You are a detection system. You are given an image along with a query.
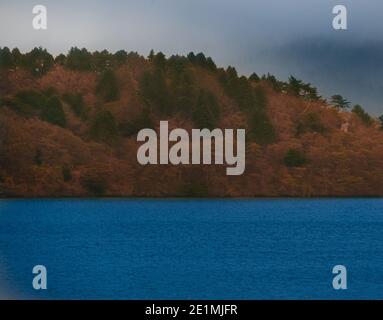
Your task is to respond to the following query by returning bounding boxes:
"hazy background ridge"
[1,0,382,114]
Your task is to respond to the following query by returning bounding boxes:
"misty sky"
[1,0,383,114]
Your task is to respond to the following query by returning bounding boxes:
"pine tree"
[0,47,13,67]
[249,72,260,82]
[22,47,54,76]
[378,115,383,129]
[288,76,303,96]
[41,96,66,127]
[331,95,350,110]
[65,47,92,71]
[352,104,372,126]
[89,110,119,144]
[114,50,128,65]
[96,69,120,102]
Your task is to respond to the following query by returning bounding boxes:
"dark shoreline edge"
[0,196,382,200]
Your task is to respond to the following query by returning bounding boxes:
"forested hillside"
[1,47,383,197]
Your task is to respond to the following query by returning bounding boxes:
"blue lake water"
[0,199,382,300]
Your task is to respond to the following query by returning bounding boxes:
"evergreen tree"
[288,76,303,96]
[0,47,13,68]
[91,50,112,72]
[89,110,119,144]
[152,52,166,69]
[379,115,383,129]
[352,104,372,126]
[171,69,197,114]
[249,72,260,82]
[284,149,307,167]
[96,69,120,102]
[55,54,66,65]
[15,89,46,109]
[187,52,216,70]
[148,49,155,61]
[263,73,283,92]
[168,55,188,75]
[187,52,196,63]
[302,83,321,101]
[205,57,217,71]
[296,112,326,136]
[331,95,350,110]
[41,96,66,127]
[195,52,207,66]
[248,87,277,145]
[9,89,47,116]
[114,50,128,65]
[140,69,171,114]
[34,149,43,166]
[220,69,277,145]
[62,93,87,119]
[226,66,238,79]
[192,90,220,129]
[65,47,92,71]
[120,108,155,137]
[11,48,22,66]
[22,47,54,76]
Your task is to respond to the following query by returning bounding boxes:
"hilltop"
[1,47,383,197]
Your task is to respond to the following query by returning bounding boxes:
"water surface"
[0,199,382,299]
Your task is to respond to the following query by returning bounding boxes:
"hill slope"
[1,48,383,197]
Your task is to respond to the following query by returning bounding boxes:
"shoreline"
[1,196,382,200]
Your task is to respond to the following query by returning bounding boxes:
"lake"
[0,199,382,299]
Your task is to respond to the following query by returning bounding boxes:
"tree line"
[2,46,382,132]
[0,46,218,75]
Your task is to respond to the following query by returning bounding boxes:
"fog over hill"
[252,36,383,116]
[1,0,383,114]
